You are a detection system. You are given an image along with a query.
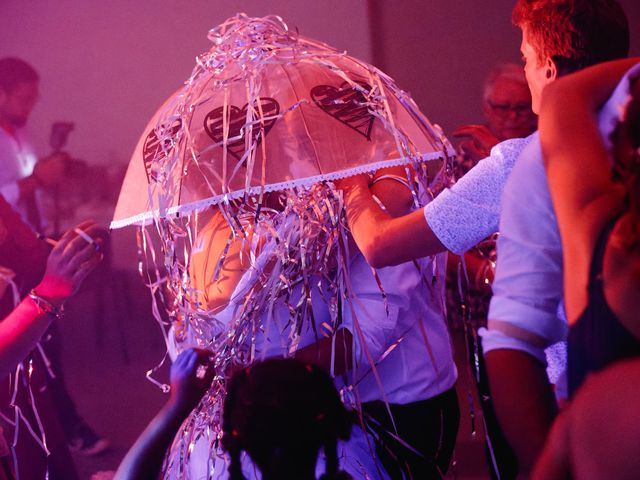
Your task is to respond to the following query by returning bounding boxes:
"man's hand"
[452,124,499,163]
[34,220,105,306]
[167,348,215,415]
[333,173,369,192]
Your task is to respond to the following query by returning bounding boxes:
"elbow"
[360,233,392,269]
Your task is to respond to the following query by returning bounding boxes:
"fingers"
[334,173,369,191]
[60,223,106,262]
[70,253,102,287]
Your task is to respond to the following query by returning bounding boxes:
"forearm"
[485,348,557,474]
[0,298,53,379]
[115,402,190,480]
[343,181,444,268]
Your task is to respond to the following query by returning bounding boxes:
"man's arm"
[338,174,445,268]
[484,348,558,473]
[338,139,528,268]
[482,134,566,475]
[0,221,103,379]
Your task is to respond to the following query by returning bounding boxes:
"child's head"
[222,358,353,480]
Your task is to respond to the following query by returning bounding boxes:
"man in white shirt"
[0,57,66,232]
[0,58,110,466]
[483,1,631,473]
[339,0,630,475]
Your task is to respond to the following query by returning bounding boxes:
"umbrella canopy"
[111,15,456,478]
[111,14,453,228]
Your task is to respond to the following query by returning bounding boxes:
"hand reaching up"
[452,124,499,163]
[168,348,215,416]
[34,220,105,306]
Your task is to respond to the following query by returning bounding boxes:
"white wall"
[0,0,372,165]
[1,0,639,165]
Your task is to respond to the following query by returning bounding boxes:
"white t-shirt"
[0,127,37,209]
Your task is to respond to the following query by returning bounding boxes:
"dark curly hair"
[512,0,629,75]
[612,77,640,252]
[222,358,354,479]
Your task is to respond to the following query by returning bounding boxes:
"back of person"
[567,216,640,395]
[222,358,353,480]
[564,72,640,395]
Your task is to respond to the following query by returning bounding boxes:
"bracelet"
[28,290,64,319]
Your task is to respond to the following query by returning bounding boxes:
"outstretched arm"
[337,173,445,268]
[115,349,214,480]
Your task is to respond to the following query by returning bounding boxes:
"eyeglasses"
[486,101,532,117]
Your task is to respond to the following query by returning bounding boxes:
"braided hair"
[612,76,640,252]
[222,358,353,480]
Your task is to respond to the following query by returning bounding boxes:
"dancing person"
[528,54,640,480]
[483,1,631,473]
[0,56,110,457]
[538,59,640,392]
[337,0,631,475]
[453,63,536,170]
[222,358,353,480]
[188,165,459,479]
[114,349,215,480]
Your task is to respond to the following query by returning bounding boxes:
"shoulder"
[501,132,551,207]
[489,133,537,167]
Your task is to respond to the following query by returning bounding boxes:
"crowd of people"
[1,0,639,479]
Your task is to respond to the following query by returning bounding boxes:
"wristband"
[28,290,64,319]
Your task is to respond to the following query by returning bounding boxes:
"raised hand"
[452,124,499,163]
[34,220,105,306]
[168,348,215,415]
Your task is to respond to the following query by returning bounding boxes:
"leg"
[363,386,460,479]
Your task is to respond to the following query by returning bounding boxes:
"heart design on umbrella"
[203,98,280,161]
[310,81,374,140]
[142,119,182,183]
